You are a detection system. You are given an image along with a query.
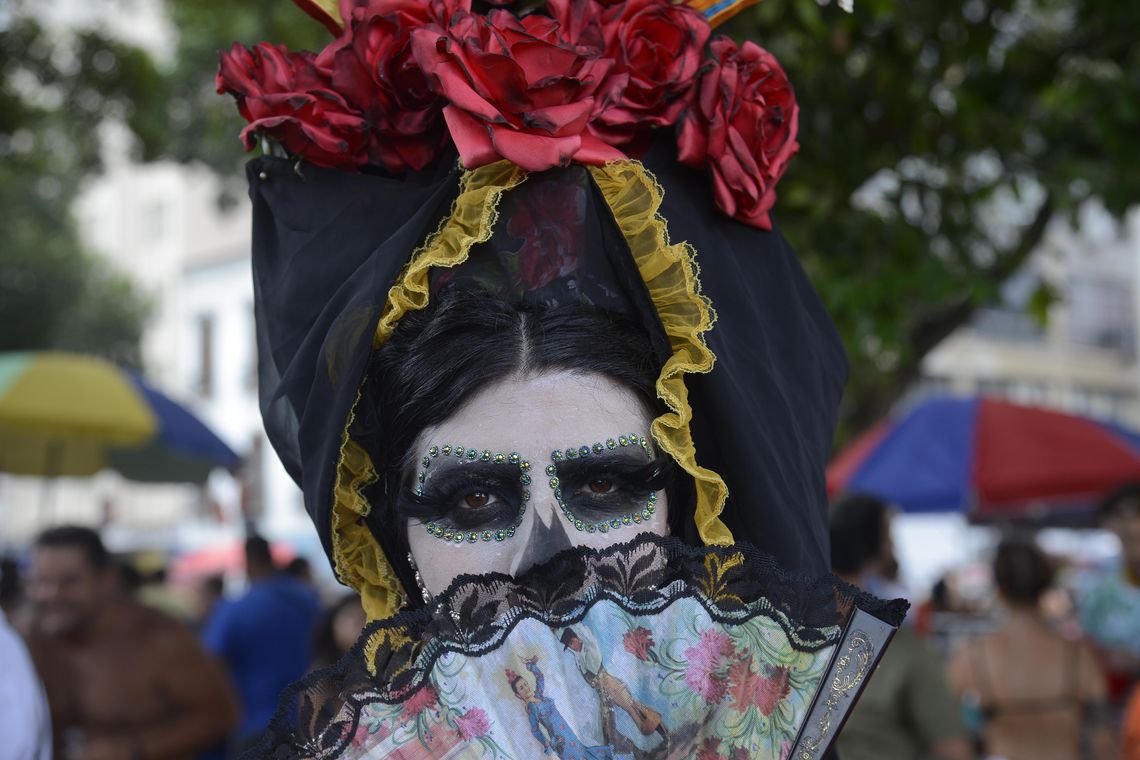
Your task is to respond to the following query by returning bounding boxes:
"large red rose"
[410,10,625,171]
[677,37,799,230]
[217,42,371,170]
[553,0,710,145]
[313,1,468,172]
[507,178,585,290]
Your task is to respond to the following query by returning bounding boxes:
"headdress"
[222,2,900,758]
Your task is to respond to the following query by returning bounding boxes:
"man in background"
[22,525,239,760]
[830,494,972,760]
[1076,482,1140,708]
[202,535,320,748]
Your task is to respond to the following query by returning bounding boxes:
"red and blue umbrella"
[0,351,241,484]
[827,395,1140,524]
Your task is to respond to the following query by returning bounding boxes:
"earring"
[407,551,433,604]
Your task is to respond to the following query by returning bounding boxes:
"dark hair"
[1099,482,1140,521]
[35,525,110,570]
[285,557,312,579]
[993,537,1053,607]
[244,535,275,570]
[311,593,362,668]
[828,493,890,576]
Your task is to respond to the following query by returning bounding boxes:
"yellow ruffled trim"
[331,162,527,621]
[373,160,528,348]
[589,162,732,547]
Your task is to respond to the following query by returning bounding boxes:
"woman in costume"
[219,1,907,757]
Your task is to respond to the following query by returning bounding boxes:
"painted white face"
[405,370,669,596]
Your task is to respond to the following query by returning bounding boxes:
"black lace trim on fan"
[245,535,907,759]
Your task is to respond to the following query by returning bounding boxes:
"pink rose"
[454,707,491,741]
[403,684,439,717]
[683,629,735,705]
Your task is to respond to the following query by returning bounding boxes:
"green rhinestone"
[467,532,477,543]
[642,510,651,520]
[606,438,617,449]
[441,445,452,455]
[574,519,585,531]
[610,519,621,529]
[467,448,478,460]
[598,523,609,533]
[622,515,632,525]
[480,450,492,461]
[633,513,643,523]
[508,452,521,464]
[417,472,426,482]
[548,476,560,488]
[443,530,454,540]
[481,530,492,541]
[592,442,604,454]
[454,445,464,458]
[630,431,639,442]
[495,531,505,542]
[429,446,439,457]
[493,452,506,464]
[522,490,531,501]
[453,534,464,544]
[647,503,656,514]
[520,460,531,471]
[578,445,591,457]
[416,486,423,496]
[545,464,557,476]
[506,526,516,538]
[586,524,597,533]
[554,488,562,499]
[520,474,532,485]
[566,447,578,459]
[618,436,628,446]
[422,456,431,468]
[551,450,564,461]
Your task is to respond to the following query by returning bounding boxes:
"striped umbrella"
[0,351,241,484]
[828,395,1140,525]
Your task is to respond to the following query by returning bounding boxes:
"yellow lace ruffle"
[589,162,732,547]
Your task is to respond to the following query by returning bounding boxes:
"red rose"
[507,178,585,290]
[622,626,655,661]
[553,0,709,145]
[677,37,799,230]
[217,42,371,170]
[410,10,625,171]
[314,1,467,172]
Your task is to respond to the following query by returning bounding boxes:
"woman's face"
[405,370,669,595]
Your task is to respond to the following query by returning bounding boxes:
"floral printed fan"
[251,536,906,760]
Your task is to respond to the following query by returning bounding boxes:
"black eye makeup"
[398,446,533,545]
[546,433,667,535]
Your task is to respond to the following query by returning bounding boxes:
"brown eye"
[587,478,616,495]
[462,492,492,509]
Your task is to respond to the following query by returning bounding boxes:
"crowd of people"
[832,485,1140,760]
[0,528,367,759]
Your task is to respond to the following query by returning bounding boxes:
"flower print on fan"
[683,628,736,705]
[622,626,655,662]
[677,36,800,230]
[453,706,491,741]
[728,656,791,716]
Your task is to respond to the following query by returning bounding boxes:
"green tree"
[0,10,159,368]
[725,0,1139,435]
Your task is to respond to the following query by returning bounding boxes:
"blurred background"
[2,0,1140,756]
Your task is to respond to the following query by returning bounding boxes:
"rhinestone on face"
[574,519,585,531]
[482,530,493,541]
[467,532,477,543]
[441,445,452,455]
[566,447,578,460]
[622,515,632,525]
[429,446,439,457]
[520,460,531,471]
[422,456,431,468]
[466,448,478,460]
[606,438,617,450]
[578,445,591,458]
[493,452,506,464]
[480,450,492,461]
[506,526,516,538]
[586,524,596,533]
[618,436,628,446]
[598,523,608,533]
[545,464,556,476]
[549,477,559,489]
[508,452,520,464]
[495,531,505,542]
[592,442,604,454]
[454,445,464,458]
[521,490,531,501]
[551,450,563,462]
[520,474,532,486]
[633,513,643,524]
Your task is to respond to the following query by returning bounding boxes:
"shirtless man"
[21,526,239,760]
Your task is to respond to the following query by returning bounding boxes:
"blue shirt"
[203,575,321,738]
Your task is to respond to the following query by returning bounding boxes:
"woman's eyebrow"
[419,460,526,488]
[550,449,649,480]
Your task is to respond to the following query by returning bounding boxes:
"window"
[197,314,214,397]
